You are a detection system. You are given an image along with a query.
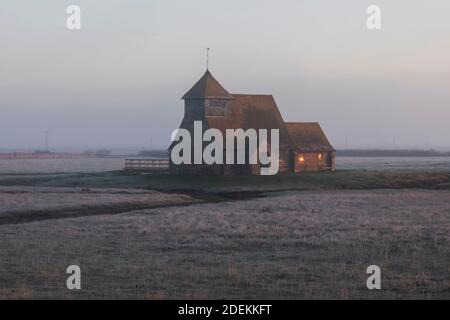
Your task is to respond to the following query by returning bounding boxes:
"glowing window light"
[298,155,305,163]
[318,153,322,160]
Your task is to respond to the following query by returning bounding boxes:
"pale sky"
[1,0,450,151]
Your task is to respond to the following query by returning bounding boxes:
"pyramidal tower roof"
[182,70,232,100]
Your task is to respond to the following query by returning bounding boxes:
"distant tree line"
[336,149,450,157]
[138,150,170,158]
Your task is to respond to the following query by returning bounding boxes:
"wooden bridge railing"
[124,159,169,171]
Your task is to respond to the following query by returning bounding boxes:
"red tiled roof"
[174,70,334,154]
[206,94,294,149]
[182,70,232,100]
[285,122,335,152]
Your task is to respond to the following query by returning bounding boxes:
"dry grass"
[0,186,197,224]
[1,189,450,299]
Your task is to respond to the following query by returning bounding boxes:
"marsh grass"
[1,189,449,299]
[1,170,449,194]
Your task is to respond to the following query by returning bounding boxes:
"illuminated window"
[298,155,305,163]
[318,153,322,160]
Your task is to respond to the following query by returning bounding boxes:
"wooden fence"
[124,159,169,171]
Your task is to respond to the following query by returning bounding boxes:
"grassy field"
[1,189,449,299]
[0,186,196,225]
[1,170,450,299]
[1,170,449,193]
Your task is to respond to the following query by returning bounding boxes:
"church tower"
[169,70,233,175]
[182,70,233,122]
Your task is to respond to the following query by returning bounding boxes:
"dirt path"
[0,201,198,226]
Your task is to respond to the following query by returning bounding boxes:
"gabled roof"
[182,70,232,100]
[206,94,293,149]
[175,70,334,153]
[285,122,335,152]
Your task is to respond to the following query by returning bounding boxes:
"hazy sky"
[1,0,450,151]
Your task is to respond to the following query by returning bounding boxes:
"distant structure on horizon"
[169,69,335,175]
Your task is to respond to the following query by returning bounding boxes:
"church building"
[169,69,335,175]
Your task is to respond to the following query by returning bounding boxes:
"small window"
[206,100,228,117]
[209,100,227,108]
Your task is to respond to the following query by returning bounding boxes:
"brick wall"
[293,151,335,173]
